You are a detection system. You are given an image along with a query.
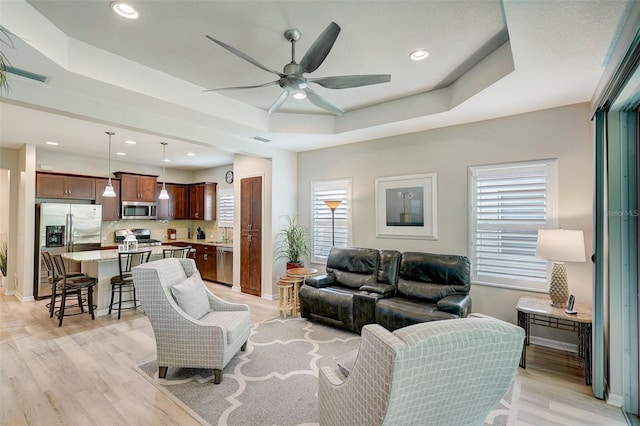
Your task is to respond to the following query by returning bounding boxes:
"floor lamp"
[535,229,586,307]
[324,200,342,246]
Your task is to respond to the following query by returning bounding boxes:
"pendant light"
[158,142,170,200]
[103,131,116,197]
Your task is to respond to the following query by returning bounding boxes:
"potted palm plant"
[275,214,310,269]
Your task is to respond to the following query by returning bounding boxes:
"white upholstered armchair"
[132,258,250,384]
[318,314,524,426]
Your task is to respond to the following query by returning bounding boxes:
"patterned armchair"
[318,314,524,426]
[132,258,250,384]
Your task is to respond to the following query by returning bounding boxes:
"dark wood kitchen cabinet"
[192,243,217,281]
[188,182,216,221]
[240,176,262,296]
[95,178,121,221]
[114,172,157,202]
[157,183,187,220]
[36,172,95,200]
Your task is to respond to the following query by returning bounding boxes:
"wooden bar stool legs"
[278,282,294,318]
[52,254,97,327]
[278,276,303,317]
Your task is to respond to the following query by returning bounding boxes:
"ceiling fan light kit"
[205,22,391,116]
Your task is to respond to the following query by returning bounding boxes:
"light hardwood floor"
[0,282,628,425]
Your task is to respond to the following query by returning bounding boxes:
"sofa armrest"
[437,294,472,317]
[305,274,335,288]
[359,284,394,296]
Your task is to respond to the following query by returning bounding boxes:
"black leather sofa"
[374,251,471,332]
[299,247,471,333]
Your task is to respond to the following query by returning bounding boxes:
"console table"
[516,296,592,385]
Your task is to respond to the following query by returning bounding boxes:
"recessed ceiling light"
[45,141,58,146]
[187,152,196,157]
[163,159,171,163]
[409,49,430,61]
[116,152,126,156]
[292,91,306,100]
[110,2,140,19]
[124,140,136,145]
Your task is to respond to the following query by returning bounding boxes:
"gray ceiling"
[0,0,631,170]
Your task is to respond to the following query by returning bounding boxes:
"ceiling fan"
[205,22,391,116]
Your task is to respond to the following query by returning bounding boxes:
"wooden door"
[36,173,68,198]
[36,173,95,200]
[171,184,188,219]
[189,184,203,219]
[66,176,95,200]
[138,176,157,202]
[240,176,262,296]
[119,174,140,201]
[95,178,121,221]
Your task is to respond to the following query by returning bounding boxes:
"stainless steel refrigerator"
[34,203,102,299]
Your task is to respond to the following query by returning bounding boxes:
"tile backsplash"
[101,219,225,244]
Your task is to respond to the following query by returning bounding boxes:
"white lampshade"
[102,180,116,197]
[158,186,169,200]
[536,229,586,262]
[104,131,116,197]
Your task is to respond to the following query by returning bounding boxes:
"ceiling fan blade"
[308,74,391,89]
[205,35,283,77]
[202,81,279,92]
[304,87,345,115]
[299,22,341,74]
[268,89,290,116]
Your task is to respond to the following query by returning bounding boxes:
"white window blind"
[311,179,352,263]
[468,160,558,291]
[217,188,234,227]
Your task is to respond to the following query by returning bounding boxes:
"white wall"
[36,148,194,183]
[298,103,593,344]
[0,148,19,294]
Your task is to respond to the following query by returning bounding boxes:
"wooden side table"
[516,296,593,385]
[286,267,318,317]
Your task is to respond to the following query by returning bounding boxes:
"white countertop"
[62,245,183,262]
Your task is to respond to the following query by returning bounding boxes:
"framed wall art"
[375,172,438,239]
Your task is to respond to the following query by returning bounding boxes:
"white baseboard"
[606,392,624,407]
[530,336,578,353]
[262,292,276,301]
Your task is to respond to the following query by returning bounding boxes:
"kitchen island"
[62,246,184,316]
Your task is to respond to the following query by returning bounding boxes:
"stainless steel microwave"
[121,201,157,219]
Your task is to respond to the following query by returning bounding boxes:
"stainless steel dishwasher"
[216,246,233,285]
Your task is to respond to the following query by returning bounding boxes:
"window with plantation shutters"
[311,179,352,263]
[217,188,234,227]
[468,159,558,291]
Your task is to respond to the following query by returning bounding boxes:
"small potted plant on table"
[275,214,310,269]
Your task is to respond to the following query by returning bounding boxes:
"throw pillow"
[170,273,211,319]
[334,348,359,377]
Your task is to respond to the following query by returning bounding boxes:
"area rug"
[135,318,519,426]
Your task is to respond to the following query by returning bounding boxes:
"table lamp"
[324,200,342,246]
[536,229,586,307]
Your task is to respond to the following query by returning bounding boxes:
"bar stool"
[109,250,152,319]
[51,254,97,327]
[277,280,294,318]
[42,251,85,318]
[163,246,192,258]
[279,276,303,317]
